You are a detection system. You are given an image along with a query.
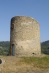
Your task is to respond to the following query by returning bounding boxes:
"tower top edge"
[11,16,39,23]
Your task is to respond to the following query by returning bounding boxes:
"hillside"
[0,41,10,55]
[0,40,49,55]
[41,40,49,54]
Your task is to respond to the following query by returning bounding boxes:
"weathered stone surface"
[10,16,41,56]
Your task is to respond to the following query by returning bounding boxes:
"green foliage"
[0,41,10,55]
[41,40,49,54]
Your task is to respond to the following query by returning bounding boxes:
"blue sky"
[0,0,49,42]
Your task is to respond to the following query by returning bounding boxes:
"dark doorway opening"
[0,59,2,64]
[12,44,15,56]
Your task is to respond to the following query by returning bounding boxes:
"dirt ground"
[0,56,49,73]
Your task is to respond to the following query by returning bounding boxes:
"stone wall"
[10,16,41,56]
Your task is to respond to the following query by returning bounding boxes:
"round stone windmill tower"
[10,16,41,56]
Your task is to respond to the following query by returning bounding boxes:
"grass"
[0,55,49,73]
[20,55,49,69]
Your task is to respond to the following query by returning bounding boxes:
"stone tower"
[10,16,41,56]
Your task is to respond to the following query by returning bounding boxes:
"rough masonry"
[10,16,41,56]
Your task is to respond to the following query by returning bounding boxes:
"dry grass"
[0,55,49,73]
